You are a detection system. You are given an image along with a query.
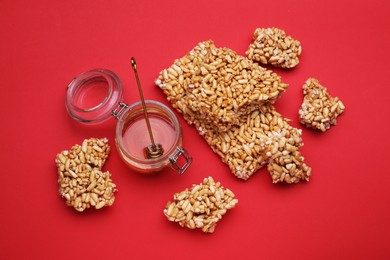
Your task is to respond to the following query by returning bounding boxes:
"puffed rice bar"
[196,104,311,183]
[156,40,288,132]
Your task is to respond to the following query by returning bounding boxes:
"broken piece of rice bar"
[299,78,345,132]
[55,138,117,212]
[164,176,238,233]
[195,104,311,183]
[156,40,288,132]
[246,27,302,69]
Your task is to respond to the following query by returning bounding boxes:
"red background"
[1,0,389,259]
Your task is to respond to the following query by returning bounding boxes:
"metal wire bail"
[169,147,192,174]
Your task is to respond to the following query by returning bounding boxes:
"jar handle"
[112,102,129,119]
[169,147,192,174]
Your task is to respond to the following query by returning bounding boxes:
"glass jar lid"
[66,69,123,123]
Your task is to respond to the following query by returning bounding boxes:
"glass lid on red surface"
[66,69,123,123]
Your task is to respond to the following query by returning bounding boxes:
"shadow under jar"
[66,69,192,174]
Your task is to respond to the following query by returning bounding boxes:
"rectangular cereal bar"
[156,40,288,132]
[195,104,311,183]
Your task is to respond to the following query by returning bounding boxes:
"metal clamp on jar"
[65,63,192,174]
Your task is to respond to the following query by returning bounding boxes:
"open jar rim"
[66,69,123,123]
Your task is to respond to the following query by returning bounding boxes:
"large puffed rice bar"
[55,138,117,212]
[156,40,288,132]
[246,27,302,69]
[164,176,238,233]
[196,104,311,183]
[299,78,345,131]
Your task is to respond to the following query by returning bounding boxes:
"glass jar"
[66,69,192,174]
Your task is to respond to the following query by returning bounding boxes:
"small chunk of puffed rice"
[164,176,238,233]
[246,27,302,69]
[299,78,345,132]
[55,138,117,212]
